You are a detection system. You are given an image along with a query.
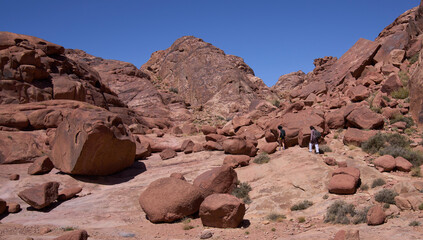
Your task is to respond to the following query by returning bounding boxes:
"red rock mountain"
[141,36,275,118]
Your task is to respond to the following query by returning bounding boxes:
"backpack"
[315,130,321,139]
[280,129,286,139]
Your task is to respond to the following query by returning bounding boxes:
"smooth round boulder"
[199,193,245,228]
[367,205,386,225]
[193,165,238,197]
[139,177,204,223]
[374,155,396,172]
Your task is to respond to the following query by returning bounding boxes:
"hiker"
[278,125,286,150]
[309,126,320,154]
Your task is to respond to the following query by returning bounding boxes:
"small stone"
[200,230,213,239]
[6,202,21,213]
[9,174,19,180]
[39,227,52,234]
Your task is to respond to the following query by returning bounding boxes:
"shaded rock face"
[0,32,122,109]
[139,177,204,223]
[141,36,272,117]
[18,182,59,209]
[199,193,246,228]
[51,108,136,175]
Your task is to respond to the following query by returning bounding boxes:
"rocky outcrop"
[0,32,123,109]
[51,107,136,175]
[141,36,273,117]
[272,70,306,93]
[139,177,204,223]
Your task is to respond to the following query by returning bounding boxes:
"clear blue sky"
[1,0,420,87]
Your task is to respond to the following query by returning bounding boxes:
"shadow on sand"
[26,200,65,213]
[62,161,147,185]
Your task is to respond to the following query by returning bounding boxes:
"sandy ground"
[1,134,423,240]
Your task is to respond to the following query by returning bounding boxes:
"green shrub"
[169,87,179,94]
[419,203,423,210]
[271,99,280,108]
[254,152,270,164]
[371,178,386,188]
[409,221,421,226]
[383,203,391,209]
[324,200,356,224]
[398,71,409,86]
[232,182,252,204]
[390,115,414,129]
[382,95,391,102]
[375,189,398,204]
[361,133,386,154]
[352,206,371,224]
[323,194,329,199]
[298,217,306,223]
[379,146,423,167]
[360,184,369,191]
[408,53,419,64]
[391,87,409,99]
[267,213,286,222]
[291,200,313,211]
[271,227,276,232]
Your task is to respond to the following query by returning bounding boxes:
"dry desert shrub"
[290,200,313,211]
[232,181,252,204]
[254,152,270,164]
[374,189,398,204]
[371,178,386,188]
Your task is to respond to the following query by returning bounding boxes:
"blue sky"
[1,0,420,87]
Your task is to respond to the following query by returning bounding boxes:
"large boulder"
[328,167,361,195]
[347,85,370,102]
[395,156,413,172]
[139,177,204,223]
[342,128,377,146]
[260,142,279,154]
[193,165,238,197]
[367,205,386,225]
[223,155,250,168]
[222,137,253,156]
[346,107,384,129]
[374,155,396,172]
[53,230,89,240]
[199,194,245,228]
[381,73,403,94]
[51,108,136,175]
[18,182,59,209]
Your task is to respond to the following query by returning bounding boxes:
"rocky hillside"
[1,2,423,240]
[141,36,276,118]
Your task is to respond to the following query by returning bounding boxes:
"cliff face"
[141,36,274,117]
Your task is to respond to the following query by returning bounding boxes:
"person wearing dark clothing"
[309,126,319,154]
[278,125,286,150]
